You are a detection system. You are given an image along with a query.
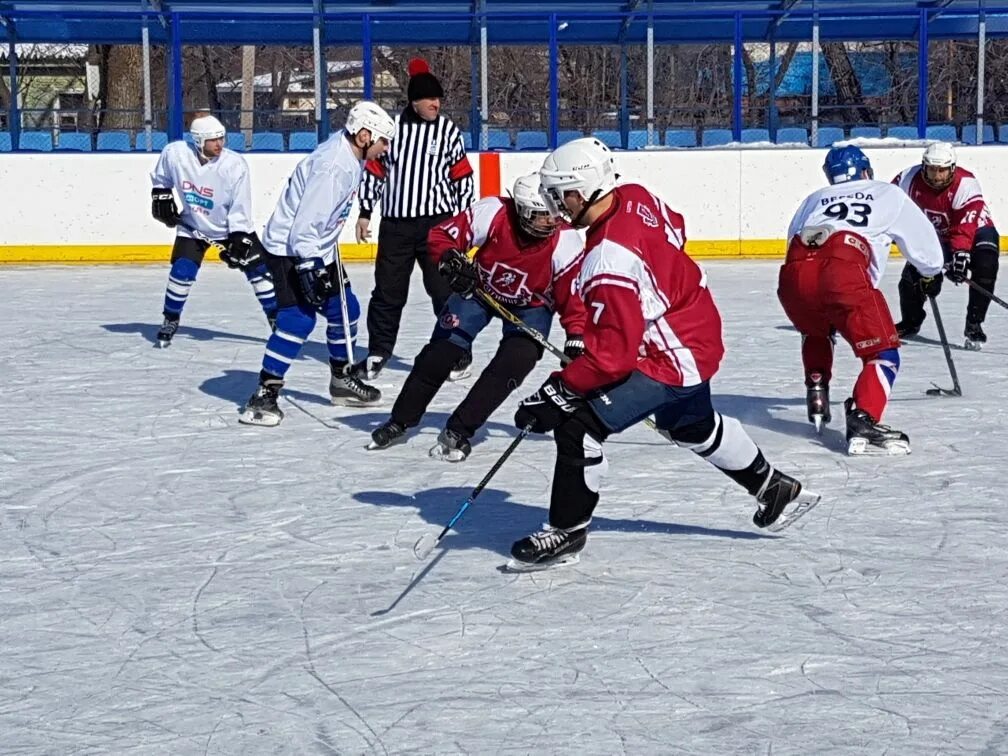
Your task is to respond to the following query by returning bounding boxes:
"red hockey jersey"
[559,183,724,394]
[428,196,586,334]
[891,165,995,252]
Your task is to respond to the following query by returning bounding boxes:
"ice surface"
[3,262,1007,754]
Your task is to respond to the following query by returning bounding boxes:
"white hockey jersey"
[262,132,361,265]
[150,141,254,241]
[787,179,945,287]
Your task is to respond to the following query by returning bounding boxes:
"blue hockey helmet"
[822,145,873,184]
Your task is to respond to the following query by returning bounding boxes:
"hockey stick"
[925,295,962,397]
[965,278,1008,312]
[413,425,532,560]
[474,288,661,432]
[176,222,226,256]
[330,246,356,367]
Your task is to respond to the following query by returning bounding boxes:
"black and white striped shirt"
[358,106,475,220]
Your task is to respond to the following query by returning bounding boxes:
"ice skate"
[806,374,831,434]
[752,469,821,532]
[448,351,473,382]
[353,354,388,381]
[845,398,910,456]
[895,320,922,339]
[330,362,382,407]
[367,419,407,450]
[506,524,588,572]
[155,316,179,348]
[428,428,471,462]
[964,321,986,351]
[239,379,284,427]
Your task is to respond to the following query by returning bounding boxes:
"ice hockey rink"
[3,260,1007,754]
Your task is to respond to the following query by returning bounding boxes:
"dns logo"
[182,180,214,210]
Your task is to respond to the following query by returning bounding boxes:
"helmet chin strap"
[570,188,602,227]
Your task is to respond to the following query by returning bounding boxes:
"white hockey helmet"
[345,100,395,144]
[512,173,557,239]
[921,141,956,190]
[190,115,226,150]
[538,137,617,221]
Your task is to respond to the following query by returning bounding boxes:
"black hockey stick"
[474,289,662,432]
[965,278,1008,312]
[925,295,962,397]
[175,222,226,254]
[413,426,531,560]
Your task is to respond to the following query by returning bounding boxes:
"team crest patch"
[924,209,950,232]
[439,311,461,330]
[636,203,659,228]
[487,262,531,305]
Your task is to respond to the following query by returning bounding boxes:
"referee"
[354,57,475,380]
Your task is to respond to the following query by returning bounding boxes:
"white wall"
[1,145,1004,260]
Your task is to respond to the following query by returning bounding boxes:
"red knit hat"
[407,57,444,101]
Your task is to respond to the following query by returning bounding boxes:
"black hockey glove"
[296,257,332,307]
[946,250,970,284]
[438,249,480,296]
[563,334,585,360]
[918,273,943,298]
[151,188,180,228]
[220,231,264,270]
[514,374,583,434]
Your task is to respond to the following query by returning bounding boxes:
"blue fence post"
[549,13,559,149]
[361,13,372,102]
[316,0,329,142]
[7,24,19,148]
[619,45,629,148]
[732,12,743,142]
[169,12,183,141]
[917,8,928,138]
[470,22,480,151]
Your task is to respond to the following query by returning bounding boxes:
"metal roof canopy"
[1,1,1007,44]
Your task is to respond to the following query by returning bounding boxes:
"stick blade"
[413,533,438,560]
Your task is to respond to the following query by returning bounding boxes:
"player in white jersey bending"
[150,114,277,347]
[239,101,395,426]
[779,145,945,455]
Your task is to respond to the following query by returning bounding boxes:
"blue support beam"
[169,11,183,140]
[918,7,929,137]
[6,21,19,146]
[549,12,558,149]
[732,12,742,142]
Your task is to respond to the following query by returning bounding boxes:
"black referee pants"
[365,214,453,359]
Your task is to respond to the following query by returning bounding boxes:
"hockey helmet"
[190,115,226,152]
[345,100,395,145]
[539,137,617,223]
[921,141,956,190]
[822,145,873,185]
[512,174,557,239]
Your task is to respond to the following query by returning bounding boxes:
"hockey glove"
[151,188,180,228]
[438,249,480,297]
[220,231,264,270]
[514,374,583,434]
[296,257,332,307]
[563,334,585,360]
[946,250,970,284]
[918,273,943,298]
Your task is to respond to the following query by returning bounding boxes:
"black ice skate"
[448,351,473,382]
[895,320,922,339]
[330,362,381,407]
[367,419,407,450]
[964,321,987,351]
[752,469,821,532]
[506,524,588,572]
[806,374,831,434]
[353,354,388,381]
[238,378,284,427]
[428,428,472,462]
[844,398,910,456]
[155,316,179,348]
